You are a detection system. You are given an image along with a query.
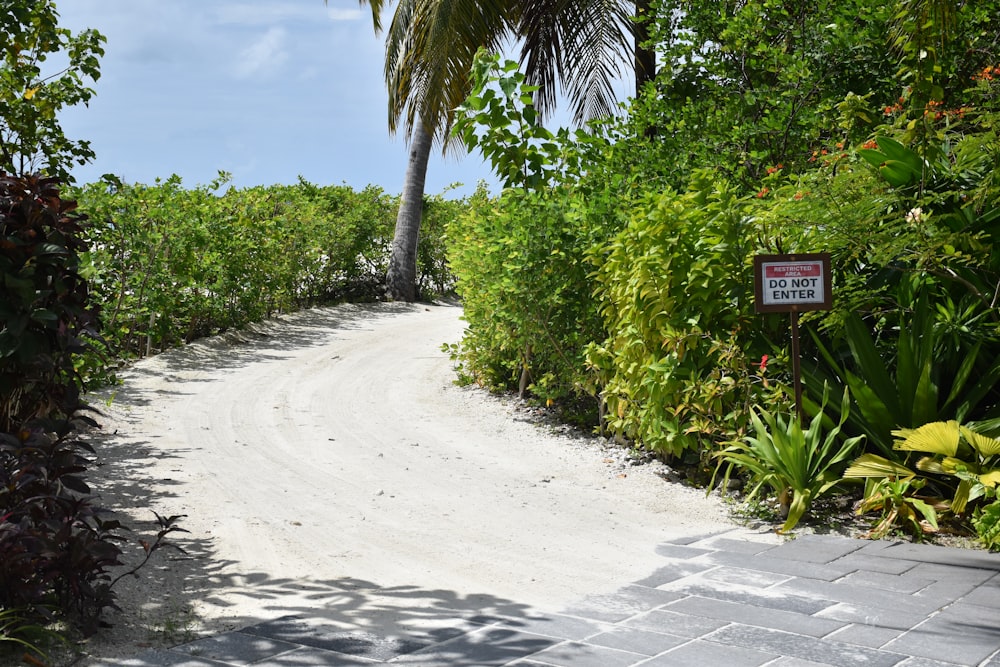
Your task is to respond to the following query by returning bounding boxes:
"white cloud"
[234,27,289,80]
[211,2,363,26]
[327,8,363,21]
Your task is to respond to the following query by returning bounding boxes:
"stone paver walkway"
[100,533,1000,667]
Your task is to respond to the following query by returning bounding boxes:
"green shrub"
[717,386,865,532]
[0,175,118,641]
[75,176,456,364]
[446,185,606,408]
[588,175,787,459]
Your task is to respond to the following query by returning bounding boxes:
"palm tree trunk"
[634,0,656,91]
[385,115,432,302]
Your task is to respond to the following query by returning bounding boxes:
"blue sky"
[56,1,499,197]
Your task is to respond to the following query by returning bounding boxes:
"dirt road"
[90,302,744,648]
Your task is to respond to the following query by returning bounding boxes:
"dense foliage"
[0,175,121,645]
[72,175,456,369]
[447,1,1000,539]
[0,1,104,181]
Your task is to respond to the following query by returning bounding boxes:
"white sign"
[761,260,825,306]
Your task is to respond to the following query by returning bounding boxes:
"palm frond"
[385,0,511,145]
[515,0,634,123]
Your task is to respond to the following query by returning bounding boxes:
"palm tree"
[350,0,656,301]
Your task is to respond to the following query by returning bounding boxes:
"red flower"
[759,354,769,371]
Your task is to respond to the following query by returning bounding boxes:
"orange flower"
[975,65,997,81]
[756,187,770,198]
[862,139,878,150]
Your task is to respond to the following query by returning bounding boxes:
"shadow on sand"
[74,301,598,665]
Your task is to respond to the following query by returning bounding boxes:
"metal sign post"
[753,253,832,422]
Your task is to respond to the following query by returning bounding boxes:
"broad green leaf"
[875,136,923,172]
[879,160,919,187]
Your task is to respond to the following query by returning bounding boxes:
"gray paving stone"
[705,624,906,667]
[815,601,935,631]
[777,574,943,615]
[250,646,381,665]
[824,622,902,648]
[522,640,646,667]
[697,537,781,555]
[633,561,715,587]
[701,565,793,589]
[660,532,727,546]
[653,544,715,559]
[893,657,970,667]
[765,658,840,667]
[243,618,428,661]
[962,572,1000,609]
[706,549,855,581]
[883,601,1000,666]
[639,639,778,666]
[767,535,868,564]
[622,608,729,638]
[497,613,610,641]
[172,632,300,664]
[584,626,688,655]
[389,626,557,666]
[838,569,937,594]
[243,616,436,660]
[96,651,233,666]
[858,541,1000,571]
[666,595,846,637]
[913,559,999,583]
[836,553,919,575]
[665,581,836,615]
[561,584,684,623]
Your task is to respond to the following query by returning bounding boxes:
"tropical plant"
[0,175,185,642]
[845,420,1000,543]
[0,0,105,181]
[0,175,98,431]
[803,293,1000,458]
[717,387,865,533]
[587,174,785,459]
[0,607,59,663]
[352,0,654,300]
[853,476,943,540]
[973,500,1000,550]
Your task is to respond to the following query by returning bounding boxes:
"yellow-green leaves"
[0,1,105,181]
[893,420,960,456]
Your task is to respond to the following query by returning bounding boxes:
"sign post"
[753,253,832,421]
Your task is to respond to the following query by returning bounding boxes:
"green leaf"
[879,160,920,187]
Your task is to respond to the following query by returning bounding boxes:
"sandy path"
[84,302,748,659]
